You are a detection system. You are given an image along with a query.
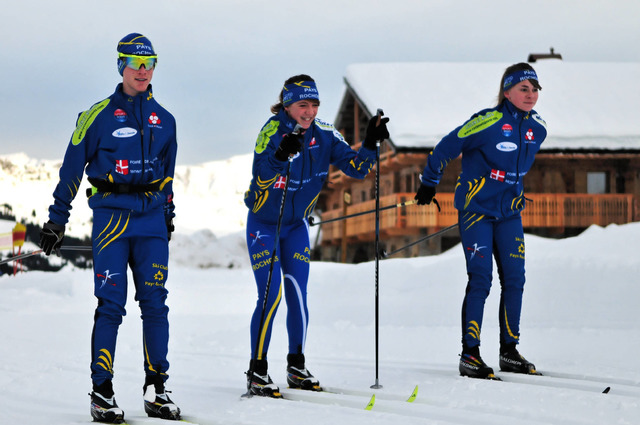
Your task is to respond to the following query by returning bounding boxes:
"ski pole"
[244,124,302,398]
[380,223,459,258]
[0,245,93,266]
[371,108,384,390]
[308,200,417,226]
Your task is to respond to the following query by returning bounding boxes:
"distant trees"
[0,204,92,275]
[1,204,14,218]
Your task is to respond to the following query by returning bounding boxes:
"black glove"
[363,115,390,150]
[39,220,65,256]
[414,184,436,205]
[166,218,175,242]
[275,132,303,161]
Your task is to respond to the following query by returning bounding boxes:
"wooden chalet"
[315,57,640,263]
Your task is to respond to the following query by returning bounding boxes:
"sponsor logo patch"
[525,129,534,141]
[501,124,512,137]
[114,109,127,122]
[466,243,486,260]
[496,141,518,152]
[97,269,120,289]
[249,231,269,247]
[112,127,137,138]
[148,112,161,125]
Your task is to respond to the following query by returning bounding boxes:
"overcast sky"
[2,0,639,165]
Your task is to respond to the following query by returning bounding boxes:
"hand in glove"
[39,220,65,256]
[275,131,303,161]
[166,218,175,242]
[414,184,437,205]
[363,114,390,150]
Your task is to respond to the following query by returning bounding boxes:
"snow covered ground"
[1,220,639,424]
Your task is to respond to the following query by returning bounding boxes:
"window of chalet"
[394,172,401,193]
[587,171,608,194]
[384,180,392,196]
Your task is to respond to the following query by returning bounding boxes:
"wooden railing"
[319,193,636,243]
[521,194,636,227]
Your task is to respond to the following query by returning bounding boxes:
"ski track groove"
[404,364,640,398]
[499,371,640,398]
[119,372,640,425]
[543,371,640,389]
[124,416,206,425]
[69,368,640,425]
[280,387,560,425]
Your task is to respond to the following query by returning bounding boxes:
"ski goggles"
[118,54,158,70]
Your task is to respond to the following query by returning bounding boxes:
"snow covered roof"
[344,61,640,151]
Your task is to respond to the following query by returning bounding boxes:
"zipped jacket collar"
[114,83,154,106]
[502,99,535,120]
[276,108,299,133]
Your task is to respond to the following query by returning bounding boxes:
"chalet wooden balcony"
[319,193,637,244]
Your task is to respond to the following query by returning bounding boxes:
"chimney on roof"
[527,47,563,63]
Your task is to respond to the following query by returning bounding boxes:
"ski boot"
[459,346,501,380]
[246,359,282,398]
[286,353,322,391]
[143,374,181,420]
[90,380,124,424]
[499,343,542,375]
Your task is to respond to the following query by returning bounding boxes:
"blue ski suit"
[46,83,177,386]
[420,99,547,350]
[244,109,376,360]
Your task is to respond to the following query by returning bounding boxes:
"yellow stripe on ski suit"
[462,212,485,231]
[503,306,519,341]
[257,282,283,360]
[96,212,130,254]
[464,177,485,210]
[303,193,320,218]
[96,348,113,373]
[143,335,157,373]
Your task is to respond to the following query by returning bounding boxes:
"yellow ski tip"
[407,384,419,402]
[365,393,376,410]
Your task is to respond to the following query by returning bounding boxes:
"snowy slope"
[1,222,638,424]
[0,152,253,239]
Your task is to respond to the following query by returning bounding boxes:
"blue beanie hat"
[117,33,156,75]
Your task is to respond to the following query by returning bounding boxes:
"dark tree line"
[0,209,92,275]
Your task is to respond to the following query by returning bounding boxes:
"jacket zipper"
[140,100,146,185]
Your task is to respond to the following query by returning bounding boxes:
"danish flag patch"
[490,169,505,182]
[115,160,129,175]
[274,176,287,189]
